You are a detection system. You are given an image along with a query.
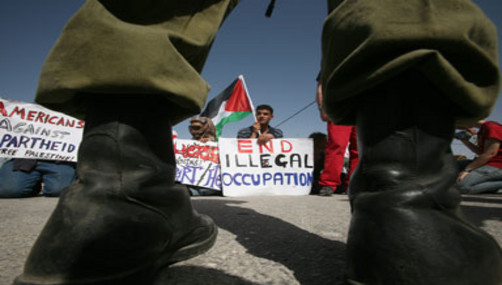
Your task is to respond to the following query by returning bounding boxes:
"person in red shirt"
[456,120,502,194]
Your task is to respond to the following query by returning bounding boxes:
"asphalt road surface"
[1,194,501,285]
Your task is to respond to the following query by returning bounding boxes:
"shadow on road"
[189,199,348,285]
[155,266,261,285]
[150,195,501,284]
[461,195,502,227]
[462,195,502,205]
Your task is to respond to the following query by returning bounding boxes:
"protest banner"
[174,139,221,191]
[0,98,84,162]
[219,138,314,196]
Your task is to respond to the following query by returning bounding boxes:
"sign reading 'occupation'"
[218,138,314,197]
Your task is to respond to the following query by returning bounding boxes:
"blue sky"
[1,0,501,156]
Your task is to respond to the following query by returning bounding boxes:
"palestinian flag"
[201,75,254,138]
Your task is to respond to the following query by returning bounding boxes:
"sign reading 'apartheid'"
[174,139,221,191]
[0,98,84,162]
[219,138,314,197]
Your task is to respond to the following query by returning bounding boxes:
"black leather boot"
[14,96,217,285]
[346,71,502,285]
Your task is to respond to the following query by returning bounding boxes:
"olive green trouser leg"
[36,0,240,124]
[17,1,240,284]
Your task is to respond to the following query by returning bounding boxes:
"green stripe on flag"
[215,111,252,138]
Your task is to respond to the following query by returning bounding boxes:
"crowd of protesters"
[1,108,500,198]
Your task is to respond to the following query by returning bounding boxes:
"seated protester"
[0,157,8,168]
[186,116,220,196]
[189,116,216,142]
[455,120,502,194]
[237,104,283,145]
[0,158,77,198]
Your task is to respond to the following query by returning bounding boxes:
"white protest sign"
[174,139,221,191]
[219,138,313,197]
[0,98,84,162]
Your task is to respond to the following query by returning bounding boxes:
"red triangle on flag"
[224,79,252,112]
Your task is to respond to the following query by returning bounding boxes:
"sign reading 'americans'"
[0,98,84,162]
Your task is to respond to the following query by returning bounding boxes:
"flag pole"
[238,75,260,134]
[239,75,255,119]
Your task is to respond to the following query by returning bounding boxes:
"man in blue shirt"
[237,104,283,145]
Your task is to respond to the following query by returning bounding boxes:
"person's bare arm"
[249,122,261,138]
[316,82,330,122]
[460,138,481,155]
[457,138,500,181]
[459,128,481,155]
[257,133,274,145]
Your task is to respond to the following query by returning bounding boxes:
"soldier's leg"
[321,1,502,283]
[347,71,502,285]
[15,1,239,284]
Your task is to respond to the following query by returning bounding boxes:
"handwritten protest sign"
[174,139,221,191]
[219,138,313,197]
[0,98,84,162]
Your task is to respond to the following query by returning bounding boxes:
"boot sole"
[13,220,218,285]
[166,219,218,265]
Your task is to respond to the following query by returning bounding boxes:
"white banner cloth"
[219,138,313,197]
[174,139,221,191]
[0,98,84,162]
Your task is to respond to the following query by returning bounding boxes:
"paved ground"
[1,194,501,285]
